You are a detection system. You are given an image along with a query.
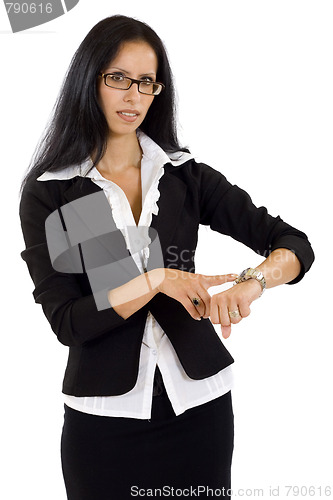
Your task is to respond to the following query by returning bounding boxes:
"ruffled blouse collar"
[36,131,193,259]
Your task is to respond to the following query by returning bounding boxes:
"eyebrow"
[108,66,156,77]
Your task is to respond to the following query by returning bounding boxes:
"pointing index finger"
[203,274,238,286]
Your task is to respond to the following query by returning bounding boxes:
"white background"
[1,1,332,498]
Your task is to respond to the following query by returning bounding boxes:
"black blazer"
[19,159,314,396]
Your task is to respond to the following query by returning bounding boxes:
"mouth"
[117,110,140,123]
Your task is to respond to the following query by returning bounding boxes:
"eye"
[109,73,125,82]
[140,77,155,89]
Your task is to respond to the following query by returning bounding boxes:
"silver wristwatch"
[234,268,266,297]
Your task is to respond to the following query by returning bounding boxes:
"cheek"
[97,83,118,114]
[142,96,155,116]
[97,87,108,114]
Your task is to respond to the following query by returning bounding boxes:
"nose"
[124,82,141,101]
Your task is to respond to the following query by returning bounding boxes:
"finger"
[218,303,232,338]
[222,324,232,339]
[196,287,212,318]
[210,296,220,324]
[189,293,206,318]
[219,303,230,328]
[228,303,242,324]
[202,274,238,288]
[180,296,202,321]
[238,301,251,319]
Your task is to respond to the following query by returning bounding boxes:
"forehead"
[106,41,158,73]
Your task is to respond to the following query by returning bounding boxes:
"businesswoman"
[19,15,314,499]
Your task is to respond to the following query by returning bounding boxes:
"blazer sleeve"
[19,177,128,347]
[197,162,314,283]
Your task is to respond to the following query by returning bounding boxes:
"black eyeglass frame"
[99,73,165,96]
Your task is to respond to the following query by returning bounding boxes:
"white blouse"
[38,130,234,419]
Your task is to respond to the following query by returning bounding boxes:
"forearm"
[211,248,302,338]
[256,248,301,289]
[107,249,298,322]
[107,268,164,319]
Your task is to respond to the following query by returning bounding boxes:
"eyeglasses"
[99,73,165,96]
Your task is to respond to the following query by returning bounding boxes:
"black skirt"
[61,368,234,499]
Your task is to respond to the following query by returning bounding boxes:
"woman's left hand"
[210,279,262,339]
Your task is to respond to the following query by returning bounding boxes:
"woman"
[19,15,314,499]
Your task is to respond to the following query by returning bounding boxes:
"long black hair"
[21,15,188,190]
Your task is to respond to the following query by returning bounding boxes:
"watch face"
[240,268,250,278]
[235,268,265,295]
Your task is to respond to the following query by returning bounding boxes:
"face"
[98,40,158,138]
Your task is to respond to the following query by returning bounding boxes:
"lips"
[117,109,140,123]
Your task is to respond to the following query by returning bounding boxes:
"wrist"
[242,277,262,299]
[234,267,266,297]
[147,268,166,292]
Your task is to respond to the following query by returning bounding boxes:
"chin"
[108,121,143,137]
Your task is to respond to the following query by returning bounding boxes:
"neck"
[96,132,142,176]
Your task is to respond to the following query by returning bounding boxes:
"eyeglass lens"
[105,74,162,95]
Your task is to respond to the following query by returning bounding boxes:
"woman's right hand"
[151,268,237,321]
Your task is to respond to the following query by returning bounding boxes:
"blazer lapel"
[63,176,103,204]
[61,170,188,272]
[61,177,140,280]
[150,168,187,256]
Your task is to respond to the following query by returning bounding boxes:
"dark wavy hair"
[21,15,188,190]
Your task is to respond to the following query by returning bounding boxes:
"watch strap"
[234,267,266,296]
